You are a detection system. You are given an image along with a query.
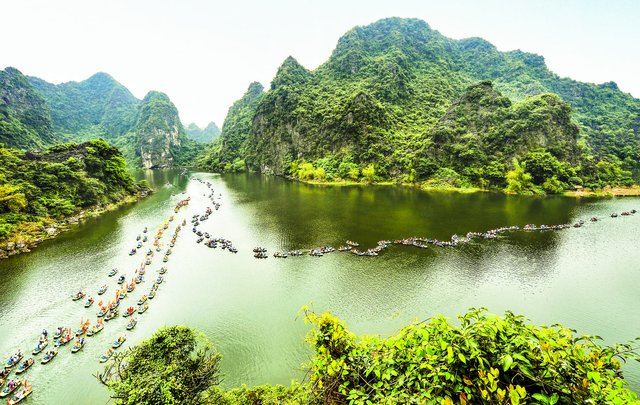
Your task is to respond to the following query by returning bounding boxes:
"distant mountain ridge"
[186,121,220,143]
[0,67,196,168]
[205,17,639,191]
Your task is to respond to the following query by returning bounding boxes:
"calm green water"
[0,170,639,403]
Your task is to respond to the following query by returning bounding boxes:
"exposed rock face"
[134,91,186,169]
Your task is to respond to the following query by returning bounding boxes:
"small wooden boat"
[53,328,64,339]
[7,381,32,405]
[151,282,159,291]
[143,227,148,233]
[87,323,104,336]
[98,285,108,295]
[104,309,119,321]
[136,234,141,241]
[84,297,94,308]
[71,338,86,353]
[112,336,126,349]
[123,307,135,318]
[158,267,167,274]
[72,291,86,301]
[32,339,47,355]
[129,248,136,256]
[163,255,169,262]
[41,349,58,364]
[156,276,163,284]
[148,289,156,299]
[117,275,126,284]
[5,352,23,369]
[137,295,148,306]
[135,274,144,284]
[97,307,107,317]
[108,268,118,277]
[15,358,34,374]
[0,379,23,398]
[126,318,137,330]
[75,325,88,337]
[145,258,152,265]
[56,334,72,347]
[118,290,126,300]
[138,303,149,314]
[143,236,148,242]
[137,242,143,249]
[127,283,135,293]
[99,349,114,363]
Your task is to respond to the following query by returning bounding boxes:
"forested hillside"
[186,121,220,143]
[0,67,57,149]
[203,18,640,192]
[0,140,148,254]
[0,67,196,168]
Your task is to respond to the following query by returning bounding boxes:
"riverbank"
[283,175,640,197]
[564,186,640,197]
[0,188,152,260]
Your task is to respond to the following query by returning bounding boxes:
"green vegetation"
[0,139,147,247]
[199,18,640,195]
[100,309,640,404]
[186,122,220,143]
[0,67,57,149]
[196,82,264,172]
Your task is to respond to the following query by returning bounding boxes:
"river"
[0,170,639,403]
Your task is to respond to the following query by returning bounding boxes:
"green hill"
[204,17,639,192]
[0,67,56,149]
[186,122,220,143]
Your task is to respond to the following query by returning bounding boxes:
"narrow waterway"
[0,170,638,403]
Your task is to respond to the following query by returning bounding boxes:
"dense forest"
[98,309,640,404]
[0,140,148,253]
[200,18,640,193]
[0,67,198,169]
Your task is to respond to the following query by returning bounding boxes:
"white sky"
[1,0,638,127]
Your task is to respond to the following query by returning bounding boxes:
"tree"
[97,326,221,405]
[362,164,375,183]
[505,159,535,194]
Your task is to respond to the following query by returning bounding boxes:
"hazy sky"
[1,0,638,127]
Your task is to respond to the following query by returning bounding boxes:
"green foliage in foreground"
[0,139,142,241]
[97,326,222,405]
[100,310,640,404]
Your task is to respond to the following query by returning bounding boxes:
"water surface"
[0,171,638,403]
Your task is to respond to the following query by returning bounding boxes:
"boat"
[117,275,126,284]
[97,307,107,317]
[145,258,152,265]
[15,358,34,374]
[0,379,23,398]
[135,274,144,284]
[138,303,149,314]
[71,291,86,301]
[104,309,119,321]
[122,307,135,318]
[112,336,126,349]
[40,349,58,364]
[118,290,126,300]
[151,282,159,291]
[129,248,136,256]
[98,284,108,295]
[148,289,156,299]
[137,295,148,306]
[143,236,148,242]
[108,268,118,277]
[87,322,104,336]
[32,339,47,355]
[84,297,94,308]
[5,351,23,369]
[75,324,88,336]
[53,328,64,339]
[127,283,135,293]
[7,382,33,405]
[156,276,163,284]
[56,333,73,347]
[137,242,143,249]
[71,338,86,353]
[126,318,137,330]
[163,255,169,262]
[99,349,114,363]
[158,267,167,274]
[136,234,141,241]
[143,227,148,233]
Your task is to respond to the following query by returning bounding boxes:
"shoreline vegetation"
[0,140,151,260]
[99,309,640,404]
[0,189,150,260]
[216,170,640,198]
